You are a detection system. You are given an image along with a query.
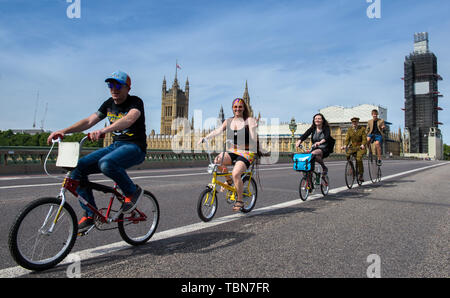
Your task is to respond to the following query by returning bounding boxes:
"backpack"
[327,136,336,154]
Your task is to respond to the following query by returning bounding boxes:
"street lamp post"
[289,117,297,152]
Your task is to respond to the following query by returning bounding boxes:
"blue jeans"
[70,141,146,217]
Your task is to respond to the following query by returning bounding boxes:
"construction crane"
[32,91,39,128]
[40,102,48,130]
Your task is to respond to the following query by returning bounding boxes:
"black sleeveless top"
[226,118,250,149]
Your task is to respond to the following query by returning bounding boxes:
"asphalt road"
[0,159,448,279]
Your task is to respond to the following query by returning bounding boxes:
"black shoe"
[377,160,382,166]
[122,185,143,214]
[358,174,364,182]
[78,214,94,232]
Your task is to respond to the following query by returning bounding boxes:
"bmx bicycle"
[8,134,160,271]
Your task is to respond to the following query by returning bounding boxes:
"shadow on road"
[23,230,255,277]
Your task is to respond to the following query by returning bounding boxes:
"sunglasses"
[107,81,128,90]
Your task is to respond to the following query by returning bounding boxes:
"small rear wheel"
[377,166,382,182]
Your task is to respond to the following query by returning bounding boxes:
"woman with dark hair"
[295,113,331,175]
[199,98,258,211]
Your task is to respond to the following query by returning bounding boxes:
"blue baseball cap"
[105,71,131,87]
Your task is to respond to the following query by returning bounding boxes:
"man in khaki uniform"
[342,117,367,181]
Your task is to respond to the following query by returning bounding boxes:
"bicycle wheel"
[377,166,382,182]
[298,175,310,201]
[345,160,355,189]
[320,174,330,196]
[367,148,378,183]
[8,197,78,271]
[197,187,218,222]
[118,190,160,246]
[240,176,258,213]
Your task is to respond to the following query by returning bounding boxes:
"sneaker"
[78,214,94,232]
[122,185,143,214]
[377,160,382,166]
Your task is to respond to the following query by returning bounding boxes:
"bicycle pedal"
[77,231,88,237]
[77,225,95,237]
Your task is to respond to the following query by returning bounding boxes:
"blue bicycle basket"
[293,153,314,172]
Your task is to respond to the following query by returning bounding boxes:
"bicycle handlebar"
[296,144,318,154]
[44,132,104,179]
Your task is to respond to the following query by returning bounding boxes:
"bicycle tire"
[368,148,378,183]
[118,190,160,246]
[8,197,78,271]
[240,176,258,213]
[345,160,355,189]
[320,174,330,196]
[377,166,382,182]
[298,175,309,201]
[197,187,218,222]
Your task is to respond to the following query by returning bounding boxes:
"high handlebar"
[201,138,234,165]
[45,132,105,179]
[51,132,105,144]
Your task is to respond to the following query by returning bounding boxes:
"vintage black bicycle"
[344,146,364,189]
[367,138,382,183]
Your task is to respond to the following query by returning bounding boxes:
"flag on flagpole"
[176,63,181,69]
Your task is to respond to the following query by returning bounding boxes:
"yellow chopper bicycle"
[197,139,258,222]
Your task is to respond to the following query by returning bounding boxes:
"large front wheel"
[118,190,160,246]
[8,197,78,271]
[368,150,378,183]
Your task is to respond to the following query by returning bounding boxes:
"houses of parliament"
[146,72,257,152]
[104,70,402,155]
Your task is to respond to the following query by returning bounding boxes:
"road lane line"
[0,160,415,190]
[0,165,303,190]
[0,162,448,277]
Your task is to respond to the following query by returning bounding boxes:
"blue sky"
[0,0,449,143]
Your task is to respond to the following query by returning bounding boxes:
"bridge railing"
[0,146,415,175]
[0,146,352,166]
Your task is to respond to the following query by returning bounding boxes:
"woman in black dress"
[295,113,331,175]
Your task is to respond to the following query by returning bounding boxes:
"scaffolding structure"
[403,32,443,154]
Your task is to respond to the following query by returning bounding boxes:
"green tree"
[444,144,450,160]
[0,130,103,148]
